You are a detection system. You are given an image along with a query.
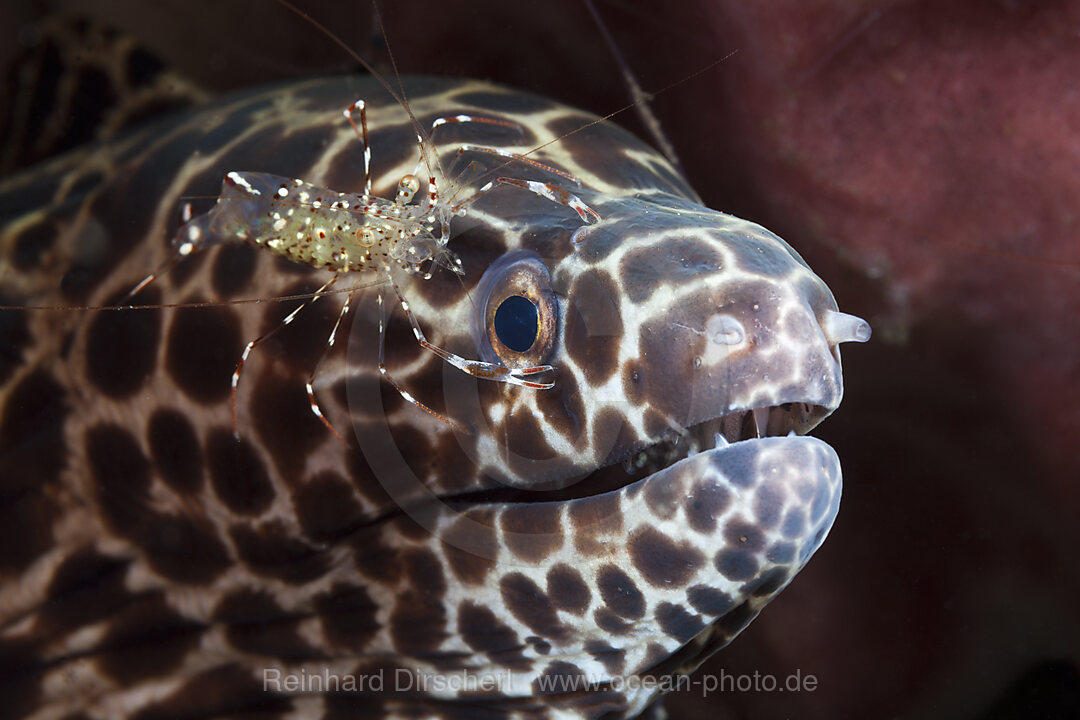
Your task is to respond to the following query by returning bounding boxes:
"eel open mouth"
[624,402,825,473]
[451,401,831,505]
[573,402,831,500]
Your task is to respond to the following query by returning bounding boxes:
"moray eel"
[0,76,869,719]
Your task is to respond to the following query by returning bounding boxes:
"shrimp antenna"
[0,282,383,312]
[582,0,685,177]
[277,0,731,194]
[275,0,448,186]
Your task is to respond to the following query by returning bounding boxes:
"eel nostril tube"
[822,309,872,345]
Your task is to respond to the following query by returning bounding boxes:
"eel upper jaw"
[483,400,836,505]
[608,307,872,490]
[643,402,828,466]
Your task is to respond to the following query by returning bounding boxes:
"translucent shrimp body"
[181,170,454,279]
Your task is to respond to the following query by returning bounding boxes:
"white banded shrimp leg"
[342,101,506,207]
[453,143,584,187]
[440,142,604,225]
[345,105,600,227]
[408,113,609,222]
[301,283,360,445]
[445,142,602,224]
[456,174,602,224]
[374,284,470,435]
[419,114,523,180]
[231,274,344,442]
[408,114,525,209]
[385,273,554,389]
[342,99,373,201]
[124,202,218,302]
[372,273,549,435]
[408,114,603,223]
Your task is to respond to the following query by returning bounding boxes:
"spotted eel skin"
[0,76,867,719]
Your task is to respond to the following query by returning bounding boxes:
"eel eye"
[493,295,539,353]
[472,250,558,368]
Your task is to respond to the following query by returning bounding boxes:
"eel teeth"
[752,407,770,438]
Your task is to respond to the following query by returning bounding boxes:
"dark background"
[2,1,1078,717]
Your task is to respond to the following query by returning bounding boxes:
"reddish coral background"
[3,1,1079,717]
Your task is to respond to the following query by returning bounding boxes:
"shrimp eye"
[397,174,421,202]
[493,295,539,352]
[472,250,558,368]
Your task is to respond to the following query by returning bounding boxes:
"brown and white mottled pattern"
[0,76,864,719]
[0,13,210,176]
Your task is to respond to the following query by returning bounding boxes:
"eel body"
[0,75,867,719]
